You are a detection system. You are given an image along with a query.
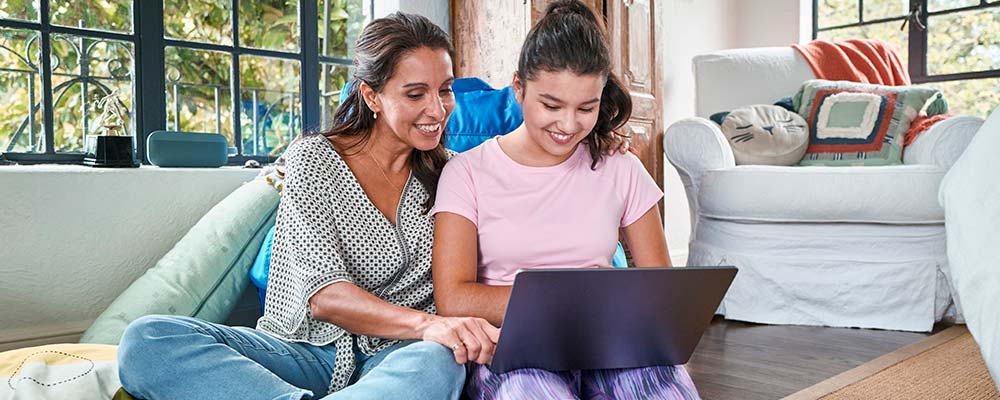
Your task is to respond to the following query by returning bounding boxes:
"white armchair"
[664,47,983,332]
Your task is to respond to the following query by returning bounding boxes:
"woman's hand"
[607,133,636,155]
[418,316,500,365]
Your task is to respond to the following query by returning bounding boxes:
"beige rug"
[785,326,999,400]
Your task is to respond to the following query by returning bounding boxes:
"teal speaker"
[147,130,228,167]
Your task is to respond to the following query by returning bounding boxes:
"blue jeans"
[118,315,465,399]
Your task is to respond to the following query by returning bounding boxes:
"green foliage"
[165,0,233,44]
[818,1,1000,118]
[0,0,39,22]
[240,0,299,52]
[51,1,132,33]
[925,78,1000,117]
[1,0,363,157]
[927,8,1000,75]
[0,29,39,152]
[818,0,859,28]
[863,0,908,21]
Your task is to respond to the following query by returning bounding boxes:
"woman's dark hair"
[517,0,632,169]
[320,12,452,212]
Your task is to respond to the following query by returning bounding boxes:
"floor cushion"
[0,343,119,400]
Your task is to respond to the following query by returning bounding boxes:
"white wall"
[656,0,805,264]
[0,166,258,351]
[729,0,808,49]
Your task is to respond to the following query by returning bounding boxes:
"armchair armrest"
[904,115,984,170]
[663,117,736,232]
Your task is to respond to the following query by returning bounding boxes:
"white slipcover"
[665,47,984,332]
[693,47,815,118]
[699,165,945,224]
[940,106,1000,387]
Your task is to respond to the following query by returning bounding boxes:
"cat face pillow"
[719,104,809,166]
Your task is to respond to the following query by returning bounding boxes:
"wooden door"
[531,0,604,23]
[606,0,663,207]
[450,0,531,88]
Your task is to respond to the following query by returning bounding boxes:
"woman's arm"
[309,283,437,340]
[309,282,499,364]
[621,204,673,267]
[432,212,512,327]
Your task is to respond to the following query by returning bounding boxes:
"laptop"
[488,266,737,374]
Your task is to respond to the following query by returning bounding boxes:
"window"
[814,0,1000,118]
[0,0,371,164]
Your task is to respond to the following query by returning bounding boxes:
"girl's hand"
[419,316,500,365]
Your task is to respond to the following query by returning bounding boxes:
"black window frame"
[813,0,1000,85]
[0,0,372,165]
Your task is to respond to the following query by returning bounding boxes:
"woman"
[431,1,701,399]
[117,13,497,399]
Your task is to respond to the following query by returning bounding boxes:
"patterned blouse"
[256,134,437,393]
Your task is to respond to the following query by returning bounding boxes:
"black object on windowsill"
[83,135,139,168]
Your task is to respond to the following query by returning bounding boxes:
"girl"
[431,1,700,399]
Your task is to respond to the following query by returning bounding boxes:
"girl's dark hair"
[517,0,632,169]
[320,12,452,212]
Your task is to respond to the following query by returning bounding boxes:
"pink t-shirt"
[432,137,663,286]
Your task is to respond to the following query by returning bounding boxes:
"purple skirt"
[466,364,700,400]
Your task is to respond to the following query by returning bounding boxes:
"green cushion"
[79,178,280,344]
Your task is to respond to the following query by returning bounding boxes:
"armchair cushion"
[794,79,947,166]
[698,164,946,224]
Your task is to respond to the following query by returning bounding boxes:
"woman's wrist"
[413,313,442,339]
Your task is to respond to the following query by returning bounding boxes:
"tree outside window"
[816,0,1000,118]
[0,0,370,163]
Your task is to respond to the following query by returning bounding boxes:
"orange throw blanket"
[905,114,954,146]
[792,39,950,146]
[792,39,910,85]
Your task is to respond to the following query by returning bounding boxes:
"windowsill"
[0,164,261,175]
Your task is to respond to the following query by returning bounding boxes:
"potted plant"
[84,89,138,167]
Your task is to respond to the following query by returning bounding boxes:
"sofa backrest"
[693,46,815,118]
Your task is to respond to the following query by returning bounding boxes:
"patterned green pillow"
[792,79,948,166]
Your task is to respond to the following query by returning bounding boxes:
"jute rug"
[785,325,999,400]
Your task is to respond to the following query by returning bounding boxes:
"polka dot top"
[256,134,437,393]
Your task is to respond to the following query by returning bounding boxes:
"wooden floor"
[229,291,943,399]
[686,317,942,400]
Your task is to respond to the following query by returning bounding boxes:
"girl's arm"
[432,212,512,327]
[621,204,673,267]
